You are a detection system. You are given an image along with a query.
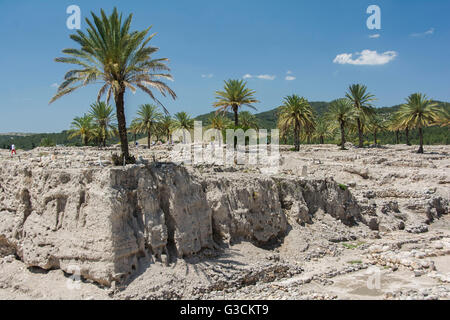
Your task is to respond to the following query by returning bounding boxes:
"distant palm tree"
[238,111,259,131]
[368,114,387,145]
[173,112,194,143]
[133,104,163,148]
[89,102,117,147]
[313,118,334,144]
[50,8,176,162]
[69,114,93,146]
[159,116,175,144]
[386,113,402,144]
[129,119,140,146]
[208,114,231,146]
[214,80,259,127]
[346,84,376,148]
[396,93,443,153]
[277,95,315,151]
[209,114,232,131]
[326,99,355,150]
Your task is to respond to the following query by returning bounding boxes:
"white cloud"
[243,74,276,80]
[286,70,293,74]
[285,76,296,81]
[50,83,58,88]
[201,74,214,79]
[410,28,434,37]
[333,50,397,66]
[369,34,380,39]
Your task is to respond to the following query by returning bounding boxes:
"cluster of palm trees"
[276,85,448,153]
[130,107,195,147]
[52,8,448,160]
[69,102,117,147]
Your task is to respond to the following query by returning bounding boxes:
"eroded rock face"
[0,162,365,286]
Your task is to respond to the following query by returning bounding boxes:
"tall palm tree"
[133,104,163,148]
[277,95,315,151]
[313,118,334,144]
[69,114,94,146]
[89,102,117,147]
[49,8,176,162]
[396,93,443,153]
[326,99,355,150]
[345,84,376,148]
[238,111,259,131]
[214,79,259,127]
[173,112,194,143]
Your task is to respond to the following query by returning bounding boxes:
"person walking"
[10,144,16,156]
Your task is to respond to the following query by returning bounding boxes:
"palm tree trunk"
[340,121,346,150]
[395,130,399,144]
[114,88,130,161]
[147,129,151,149]
[294,121,300,151]
[418,127,424,154]
[233,105,239,127]
[357,118,363,148]
[374,129,377,145]
[405,126,410,146]
[320,136,324,144]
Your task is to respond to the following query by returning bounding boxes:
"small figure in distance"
[10,144,16,157]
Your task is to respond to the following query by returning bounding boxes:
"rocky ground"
[0,143,449,300]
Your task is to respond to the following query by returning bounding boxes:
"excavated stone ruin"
[0,161,364,286]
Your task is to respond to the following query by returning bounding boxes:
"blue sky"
[0,0,449,132]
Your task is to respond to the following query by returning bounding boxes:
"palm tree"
[346,84,376,148]
[208,114,232,146]
[326,99,355,150]
[89,102,117,147]
[386,113,402,144]
[277,95,315,151]
[173,112,194,143]
[214,79,259,127]
[50,8,176,162]
[129,119,140,147]
[133,104,163,148]
[159,116,175,144]
[368,114,387,145]
[396,93,443,153]
[313,118,334,144]
[69,114,93,146]
[238,111,259,131]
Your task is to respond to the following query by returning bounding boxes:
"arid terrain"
[0,143,449,300]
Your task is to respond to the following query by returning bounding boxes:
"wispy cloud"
[285,76,296,81]
[410,28,434,37]
[243,74,276,80]
[333,50,397,66]
[286,70,293,74]
[50,83,59,88]
[201,74,214,79]
[369,34,380,39]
